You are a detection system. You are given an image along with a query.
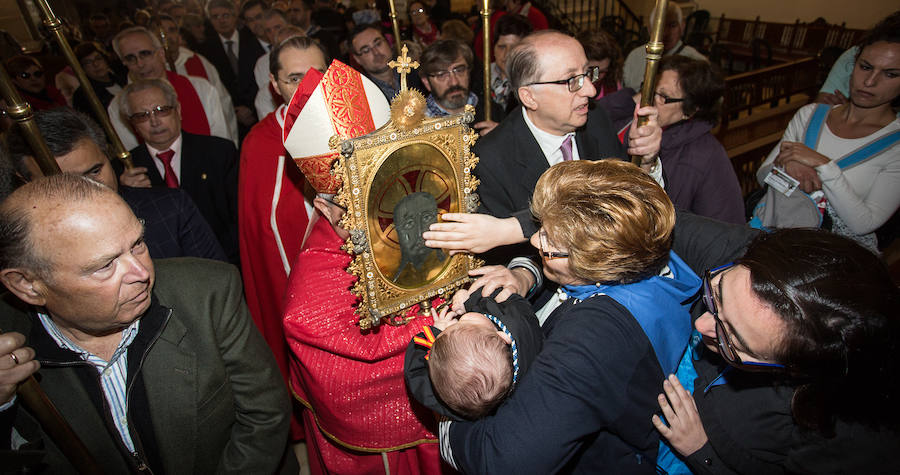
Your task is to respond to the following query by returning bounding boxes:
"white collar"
[521,107,577,163]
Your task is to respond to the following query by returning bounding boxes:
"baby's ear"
[497,330,511,345]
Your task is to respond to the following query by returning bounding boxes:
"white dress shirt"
[521,107,580,165]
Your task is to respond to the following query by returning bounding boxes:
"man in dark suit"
[424,30,662,314]
[199,0,267,136]
[5,107,227,263]
[120,79,239,264]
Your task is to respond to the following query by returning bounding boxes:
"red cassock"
[283,218,446,474]
[238,106,312,438]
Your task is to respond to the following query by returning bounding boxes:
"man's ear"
[517,86,537,110]
[421,76,433,93]
[0,268,47,307]
[269,73,278,95]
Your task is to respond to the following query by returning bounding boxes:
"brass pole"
[387,0,403,56]
[481,0,491,122]
[0,63,60,176]
[0,328,102,473]
[631,0,668,166]
[34,0,134,169]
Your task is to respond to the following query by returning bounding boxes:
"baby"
[404,291,543,420]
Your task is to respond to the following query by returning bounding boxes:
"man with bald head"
[0,174,296,473]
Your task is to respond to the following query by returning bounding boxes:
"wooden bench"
[714,16,866,72]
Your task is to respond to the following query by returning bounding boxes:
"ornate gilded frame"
[334,105,482,330]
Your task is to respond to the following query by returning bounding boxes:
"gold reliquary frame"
[335,105,483,330]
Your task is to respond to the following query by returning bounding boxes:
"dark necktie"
[156,149,179,188]
[560,135,574,162]
[224,39,238,74]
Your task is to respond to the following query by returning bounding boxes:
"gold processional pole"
[481,0,491,122]
[387,0,403,56]
[631,0,668,166]
[34,0,134,169]
[0,62,103,475]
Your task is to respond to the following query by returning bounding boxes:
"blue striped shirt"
[37,313,140,453]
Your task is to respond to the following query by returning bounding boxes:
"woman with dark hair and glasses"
[652,226,900,474]
[5,55,66,111]
[440,160,703,472]
[599,55,745,225]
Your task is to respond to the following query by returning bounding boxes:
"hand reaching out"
[424,214,525,254]
[651,374,708,457]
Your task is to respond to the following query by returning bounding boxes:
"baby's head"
[429,312,513,419]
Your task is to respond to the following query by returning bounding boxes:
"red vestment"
[165,70,211,136]
[238,106,311,438]
[283,218,444,474]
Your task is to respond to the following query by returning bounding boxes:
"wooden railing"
[539,0,643,40]
[715,56,819,196]
[720,56,819,129]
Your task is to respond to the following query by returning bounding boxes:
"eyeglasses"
[428,64,468,81]
[122,48,158,65]
[128,105,176,123]
[355,37,386,57]
[410,7,425,14]
[654,91,685,104]
[527,66,600,93]
[538,231,569,260]
[702,263,785,371]
[17,70,44,79]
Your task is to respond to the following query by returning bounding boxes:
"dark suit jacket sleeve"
[672,211,759,275]
[172,189,228,261]
[210,264,291,472]
[583,101,628,160]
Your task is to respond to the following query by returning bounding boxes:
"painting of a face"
[392,192,445,284]
[368,143,455,288]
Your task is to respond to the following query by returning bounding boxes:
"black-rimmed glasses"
[702,263,785,371]
[654,91,685,104]
[539,231,569,260]
[527,66,601,93]
[128,105,176,123]
[428,64,468,82]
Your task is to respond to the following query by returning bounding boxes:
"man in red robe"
[238,36,325,438]
[282,58,445,474]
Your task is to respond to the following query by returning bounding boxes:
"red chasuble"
[238,107,311,440]
[283,219,443,474]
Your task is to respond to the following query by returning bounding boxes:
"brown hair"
[658,55,724,125]
[428,323,513,419]
[576,29,622,94]
[531,160,675,284]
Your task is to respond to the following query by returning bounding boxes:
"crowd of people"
[0,1,898,474]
